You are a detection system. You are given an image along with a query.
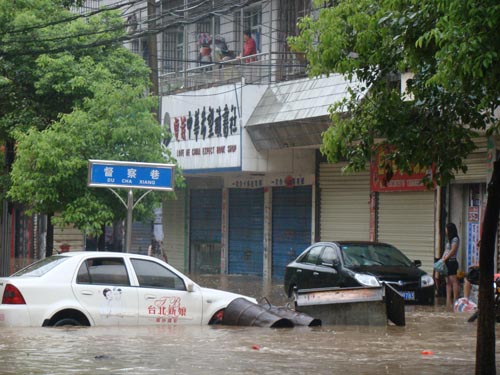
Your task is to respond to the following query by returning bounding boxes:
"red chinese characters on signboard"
[148,296,187,324]
[172,104,238,142]
[370,149,435,192]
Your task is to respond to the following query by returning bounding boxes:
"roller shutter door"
[455,138,488,183]
[130,221,151,254]
[190,189,222,274]
[163,190,186,272]
[272,186,312,279]
[454,153,488,183]
[319,163,370,241]
[377,191,435,273]
[228,188,264,275]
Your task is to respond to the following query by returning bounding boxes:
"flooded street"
[1,275,499,374]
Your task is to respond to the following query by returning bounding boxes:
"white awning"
[246,74,365,151]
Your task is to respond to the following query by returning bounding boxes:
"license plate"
[401,291,415,300]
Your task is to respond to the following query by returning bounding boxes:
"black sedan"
[284,241,435,305]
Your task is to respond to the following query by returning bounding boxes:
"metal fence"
[159,52,307,95]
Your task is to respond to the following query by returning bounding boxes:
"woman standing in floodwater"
[441,223,460,307]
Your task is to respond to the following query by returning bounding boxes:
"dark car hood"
[347,265,425,282]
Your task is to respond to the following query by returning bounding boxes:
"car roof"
[320,241,395,247]
[57,251,157,260]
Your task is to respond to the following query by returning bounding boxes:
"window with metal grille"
[234,5,262,56]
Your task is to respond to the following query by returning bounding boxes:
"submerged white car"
[0,252,256,327]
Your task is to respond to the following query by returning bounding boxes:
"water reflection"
[191,274,289,306]
[1,275,499,374]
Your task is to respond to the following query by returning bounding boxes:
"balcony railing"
[159,51,307,95]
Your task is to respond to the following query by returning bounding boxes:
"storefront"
[318,155,437,274]
[371,151,436,273]
[161,82,265,275]
[447,137,493,273]
[224,173,314,278]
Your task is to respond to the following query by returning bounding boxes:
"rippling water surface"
[1,275,498,374]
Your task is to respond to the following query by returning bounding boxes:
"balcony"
[159,51,307,96]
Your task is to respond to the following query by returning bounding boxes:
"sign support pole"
[107,188,153,253]
[126,189,133,253]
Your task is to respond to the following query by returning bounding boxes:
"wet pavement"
[1,274,499,374]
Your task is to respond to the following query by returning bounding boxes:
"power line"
[0,0,244,38]
[0,0,254,56]
[1,0,142,35]
[0,0,306,79]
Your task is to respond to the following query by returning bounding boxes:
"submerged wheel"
[208,309,225,325]
[53,318,82,327]
[288,285,298,306]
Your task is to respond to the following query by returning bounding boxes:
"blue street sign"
[88,160,175,191]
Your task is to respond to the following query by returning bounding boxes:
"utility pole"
[146,0,163,258]
[147,0,159,117]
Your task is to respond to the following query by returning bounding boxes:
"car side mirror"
[414,260,422,267]
[186,282,195,292]
[322,258,340,268]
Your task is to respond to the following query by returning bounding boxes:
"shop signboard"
[225,174,315,189]
[466,185,482,270]
[161,85,266,173]
[370,147,434,192]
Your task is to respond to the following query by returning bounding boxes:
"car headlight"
[421,274,434,287]
[354,273,380,287]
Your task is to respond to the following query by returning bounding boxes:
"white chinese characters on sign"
[150,170,160,180]
[127,169,136,179]
[104,167,113,177]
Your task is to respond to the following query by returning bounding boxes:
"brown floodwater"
[0,275,498,374]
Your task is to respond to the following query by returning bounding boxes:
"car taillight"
[2,284,26,304]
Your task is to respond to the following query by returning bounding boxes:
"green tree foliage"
[1,0,181,236]
[290,1,500,373]
[289,0,499,186]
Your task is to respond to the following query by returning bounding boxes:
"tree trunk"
[476,160,500,374]
[97,224,106,251]
[45,212,54,257]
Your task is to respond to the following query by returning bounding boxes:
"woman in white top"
[441,223,460,307]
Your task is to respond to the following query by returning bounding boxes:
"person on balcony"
[238,30,257,62]
[198,32,212,68]
[214,35,231,62]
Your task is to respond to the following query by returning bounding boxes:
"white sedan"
[0,251,256,327]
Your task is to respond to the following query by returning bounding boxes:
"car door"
[314,245,341,289]
[130,258,203,325]
[72,257,139,326]
[296,245,324,290]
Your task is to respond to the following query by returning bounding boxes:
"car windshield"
[11,256,69,277]
[340,244,413,267]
